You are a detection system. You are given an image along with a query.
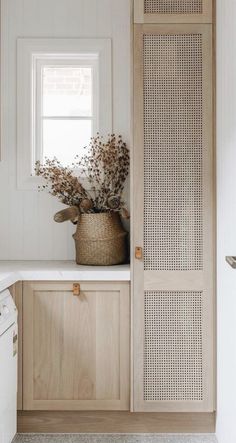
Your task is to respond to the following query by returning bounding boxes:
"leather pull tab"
[135,247,143,260]
[73,283,80,296]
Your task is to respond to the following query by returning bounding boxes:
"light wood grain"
[17,411,215,434]
[144,271,204,291]
[133,23,215,412]
[9,282,23,411]
[134,0,213,24]
[134,0,144,23]
[23,281,130,411]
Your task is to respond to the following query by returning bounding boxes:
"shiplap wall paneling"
[134,0,212,23]
[0,0,131,260]
[133,24,214,412]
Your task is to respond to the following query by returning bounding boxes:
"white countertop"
[0,261,131,292]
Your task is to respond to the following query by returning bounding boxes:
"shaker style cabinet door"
[22,281,130,411]
[133,23,215,412]
[134,0,213,24]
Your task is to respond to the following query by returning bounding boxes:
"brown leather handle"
[135,247,143,260]
[73,283,80,296]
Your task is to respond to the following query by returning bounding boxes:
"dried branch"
[35,134,130,217]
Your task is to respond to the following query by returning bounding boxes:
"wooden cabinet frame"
[134,0,213,24]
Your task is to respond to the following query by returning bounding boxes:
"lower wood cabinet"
[22,281,130,411]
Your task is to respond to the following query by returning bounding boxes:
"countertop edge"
[0,262,131,293]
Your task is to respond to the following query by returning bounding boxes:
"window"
[17,39,112,189]
[35,57,98,166]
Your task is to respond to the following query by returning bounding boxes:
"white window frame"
[17,38,112,190]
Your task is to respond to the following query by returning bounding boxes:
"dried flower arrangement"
[35,133,130,222]
[35,134,130,265]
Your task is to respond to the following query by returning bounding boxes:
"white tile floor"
[14,434,218,443]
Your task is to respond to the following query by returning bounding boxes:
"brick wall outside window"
[43,66,92,96]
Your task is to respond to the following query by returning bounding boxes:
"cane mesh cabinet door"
[22,281,130,411]
[133,24,215,412]
[134,0,213,23]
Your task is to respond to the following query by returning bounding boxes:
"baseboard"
[17,411,216,434]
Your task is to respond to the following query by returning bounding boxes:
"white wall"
[0,0,131,260]
[216,1,236,442]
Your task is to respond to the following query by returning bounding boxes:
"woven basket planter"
[73,212,127,266]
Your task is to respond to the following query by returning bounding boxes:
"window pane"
[42,119,92,165]
[42,66,92,117]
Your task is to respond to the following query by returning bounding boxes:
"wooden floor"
[17,411,216,434]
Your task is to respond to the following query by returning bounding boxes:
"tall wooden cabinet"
[133,0,215,412]
[22,281,130,411]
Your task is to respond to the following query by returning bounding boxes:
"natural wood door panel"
[23,281,130,410]
[134,0,213,23]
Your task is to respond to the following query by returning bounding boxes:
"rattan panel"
[144,0,202,14]
[143,34,203,271]
[144,291,203,402]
